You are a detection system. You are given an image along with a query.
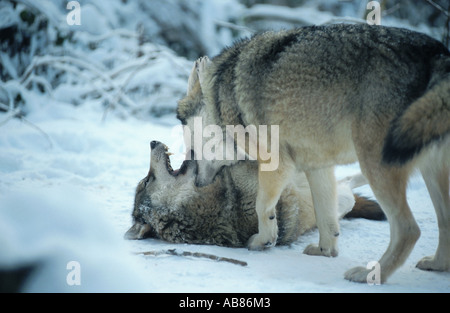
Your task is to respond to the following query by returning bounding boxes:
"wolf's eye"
[138,177,149,189]
[143,173,155,187]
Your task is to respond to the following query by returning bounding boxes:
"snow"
[1,0,449,294]
[1,100,449,293]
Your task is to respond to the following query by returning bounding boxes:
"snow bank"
[0,103,174,292]
[0,186,149,292]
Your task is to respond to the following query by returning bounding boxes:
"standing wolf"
[177,24,450,283]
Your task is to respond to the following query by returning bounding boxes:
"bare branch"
[424,0,450,18]
[102,62,144,122]
[22,75,54,97]
[0,108,21,128]
[214,20,255,34]
[20,55,139,110]
[20,117,53,149]
[135,249,248,267]
[0,83,14,112]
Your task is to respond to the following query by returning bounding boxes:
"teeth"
[164,145,174,172]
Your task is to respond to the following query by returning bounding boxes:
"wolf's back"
[382,54,450,164]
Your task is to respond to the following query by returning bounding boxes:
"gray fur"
[125,141,382,247]
[175,24,450,283]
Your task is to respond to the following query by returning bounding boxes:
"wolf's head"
[124,140,197,240]
[176,57,241,186]
[124,140,255,246]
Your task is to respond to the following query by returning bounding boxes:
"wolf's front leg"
[303,167,340,257]
[247,163,292,251]
[247,192,279,250]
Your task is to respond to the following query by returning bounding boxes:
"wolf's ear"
[124,222,153,240]
[197,56,211,91]
[187,60,200,95]
[187,56,211,95]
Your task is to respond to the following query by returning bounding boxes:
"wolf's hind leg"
[345,166,420,283]
[303,167,340,257]
[416,157,450,272]
[247,162,293,251]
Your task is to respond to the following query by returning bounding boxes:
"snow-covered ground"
[1,0,449,293]
[1,100,449,293]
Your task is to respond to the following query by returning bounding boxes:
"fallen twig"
[135,249,248,267]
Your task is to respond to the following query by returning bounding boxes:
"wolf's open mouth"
[161,143,177,175]
[162,144,192,177]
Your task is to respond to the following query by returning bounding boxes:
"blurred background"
[1,0,449,121]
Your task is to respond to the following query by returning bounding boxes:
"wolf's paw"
[416,255,450,272]
[303,243,338,257]
[247,233,277,251]
[344,266,372,283]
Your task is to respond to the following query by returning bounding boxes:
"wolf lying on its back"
[177,24,450,283]
[126,140,384,247]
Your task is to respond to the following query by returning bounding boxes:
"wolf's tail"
[382,54,450,165]
[344,195,386,221]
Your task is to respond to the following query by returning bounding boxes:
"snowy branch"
[423,0,450,48]
[214,20,256,34]
[20,55,140,109]
[0,108,21,127]
[14,0,62,26]
[424,0,450,18]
